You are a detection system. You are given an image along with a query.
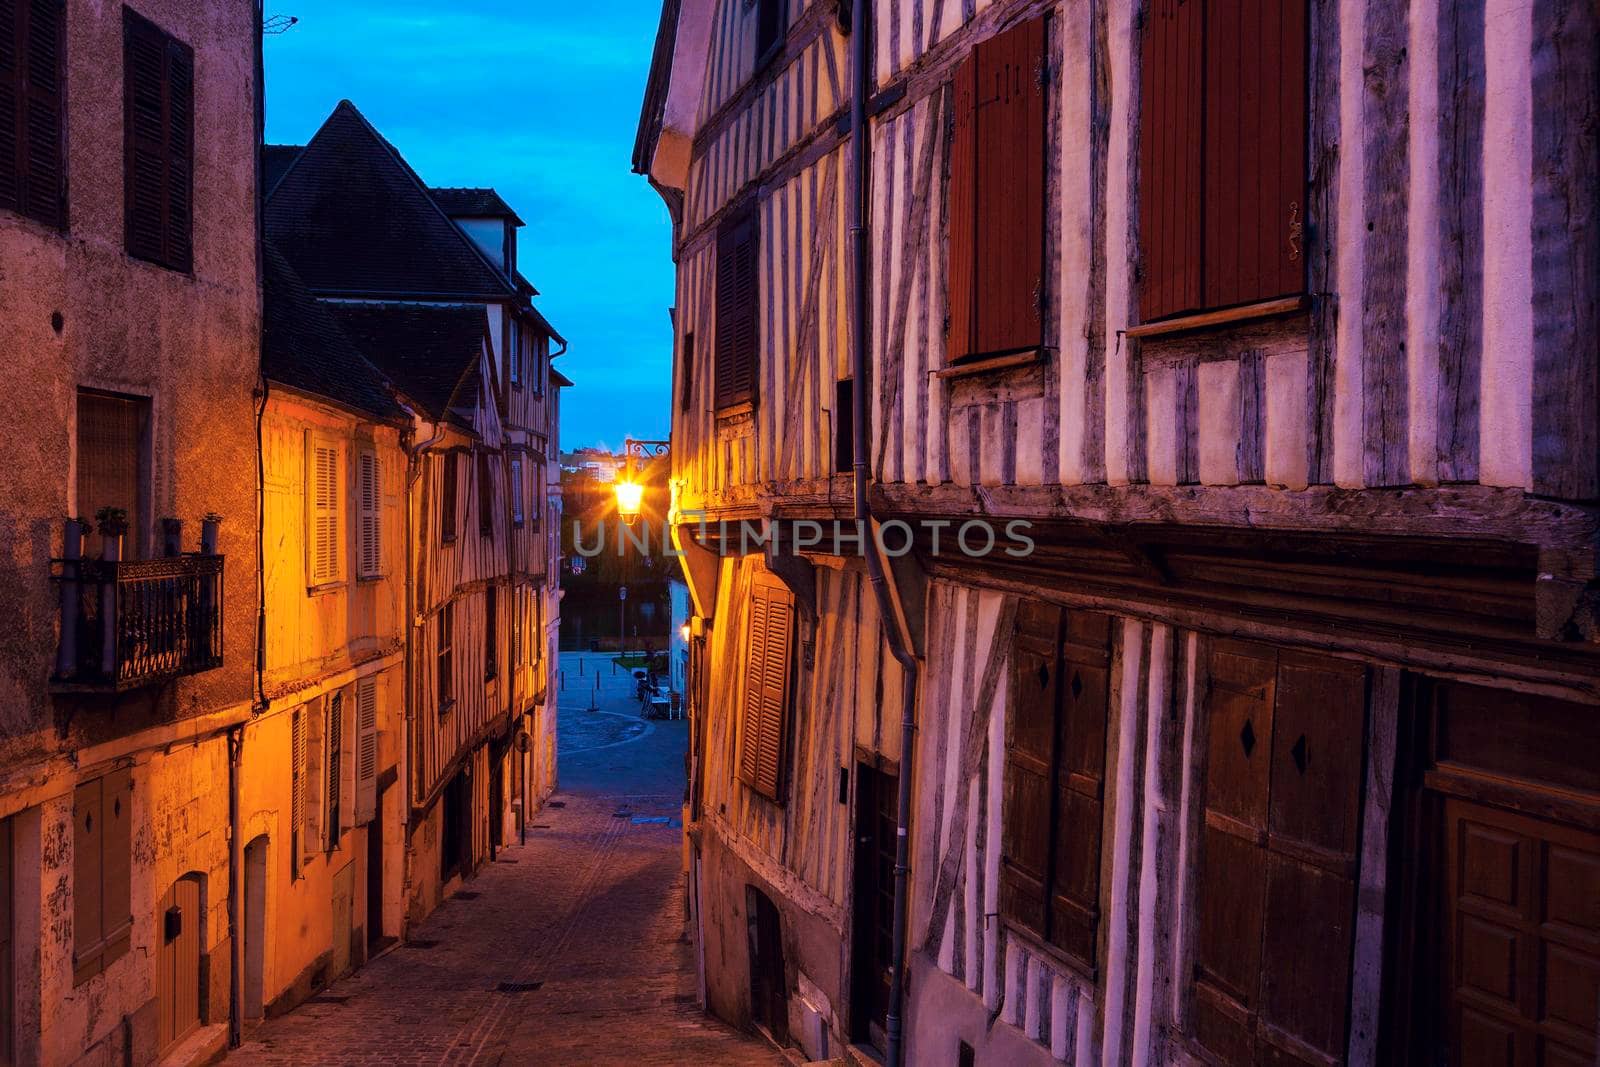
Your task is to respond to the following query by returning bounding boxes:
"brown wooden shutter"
[1049,611,1110,968]
[327,692,344,848]
[100,768,132,967]
[1203,0,1306,308]
[1139,0,1204,321]
[947,17,1048,363]
[358,451,380,576]
[1000,601,1061,939]
[291,707,305,872]
[354,675,379,824]
[123,9,192,271]
[715,210,759,409]
[1,0,63,227]
[1194,640,1364,1065]
[72,778,103,983]
[738,574,792,801]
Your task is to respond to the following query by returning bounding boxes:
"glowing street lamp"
[613,437,669,526]
[614,478,644,524]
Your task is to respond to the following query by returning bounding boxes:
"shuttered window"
[354,674,379,824]
[123,8,192,272]
[999,603,1110,973]
[679,331,695,413]
[947,15,1047,365]
[302,697,327,867]
[754,0,785,64]
[714,209,759,410]
[436,603,453,712]
[1,0,65,228]
[291,707,305,874]
[440,453,457,543]
[357,450,380,577]
[76,390,148,556]
[307,436,341,585]
[73,769,132,984]
[508,319,522,387]
[477,451,493,537]
[510,456,524,527]
[484,585,498,681]
[1192,640,1365,1065]
[737,573,793,802]
[328,691,350,849]
[1139,0,1307,322]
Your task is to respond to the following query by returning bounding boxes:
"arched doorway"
[156,872,204,1054]
[243,836,269,1020]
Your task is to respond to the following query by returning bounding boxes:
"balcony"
[52,554,225,692]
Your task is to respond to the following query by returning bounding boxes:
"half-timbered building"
[636,0,1599,1063]
[267,101,567,930]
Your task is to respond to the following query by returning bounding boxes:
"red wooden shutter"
[1194,640,1364,1065]
[1139,0,1204,322]
[123,9,192,271]
[1049,611,1110,968]
[947,53,977,361]
[1204,0,1306,308]
[1000,601,1060,938]
[715,211,759,409]
[738,574,792,801]
[948,17,1047,363]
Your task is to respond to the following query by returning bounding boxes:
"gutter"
[847,3,920,1064]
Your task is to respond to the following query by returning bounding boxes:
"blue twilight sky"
[263,0,674,450]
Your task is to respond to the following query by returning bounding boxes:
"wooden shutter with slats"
[123,8,191,271]
[738,574,793,802]
[302,697,325,866]
[1,0,64,227]
[72,770,132,984]
[355,674,379,823]
[1000,602,1110,974]
[947,15,1047,364]
[71,778,102,983]
[308,437,340,585]
[1194,640,1365,1065]
[715,209,759,410]
[291,707,305,873]
[327,692,344,848]
[357,451,380,577]
[1140,0,1307,321]
[510,456,524,526]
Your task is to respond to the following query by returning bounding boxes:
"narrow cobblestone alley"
[230,654,783,1067]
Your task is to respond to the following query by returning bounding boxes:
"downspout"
[234,0,266,1049]
[847,2,920,1064]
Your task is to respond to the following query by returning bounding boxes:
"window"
[291,707,305,874]
[326,692,345,849]
[477,451,493,537]
[440,453,457,543]
[1138,0,1307,322]
[947,16,1047,365]
[299,697,326,867]
[754,0,785,65]
[510,456,524,527]
[1191,640,1364,1064]
[1,0,66,228]
[354,674,379,824]
[998,603,1110,973]
[484,585,498,681]
[357,450,380,577]
[123,7,192,272]
[738,573,794,801]
[715,209,759,410]
[679,331,695,412]
[73,769,133,984]
[307,436,341,585]
[436,603,453,712]
[834,378,854,473]
[508,319,522,388]
[76,390,149,556]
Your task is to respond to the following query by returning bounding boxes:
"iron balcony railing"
[51,555,224,691]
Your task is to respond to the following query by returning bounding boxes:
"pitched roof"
[430,187,525,226]
[265,101,516,299]
[262,244,406,423]
[330,302,487,427]
[262,144,303,196]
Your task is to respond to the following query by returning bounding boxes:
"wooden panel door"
[851,763,898,1052]
[1443,799,1600,1066]
[156,875,202,1054]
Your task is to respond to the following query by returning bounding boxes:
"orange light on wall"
[614,479,644,524]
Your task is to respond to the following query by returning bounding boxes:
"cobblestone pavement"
[230,653,783,1067]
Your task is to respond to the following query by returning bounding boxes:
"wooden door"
[156,875,202,1054]
[746,885,788,1043]
[1442,799,1599,1066]
[851,764,897,1050]
[0,817,12,1065]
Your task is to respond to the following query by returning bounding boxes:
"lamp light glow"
[615,479,644,524]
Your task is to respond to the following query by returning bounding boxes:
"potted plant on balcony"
[201,512,222,556]
[96,507,129,562]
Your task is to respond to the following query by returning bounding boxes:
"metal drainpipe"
[847,2,920,1064]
